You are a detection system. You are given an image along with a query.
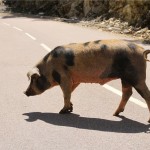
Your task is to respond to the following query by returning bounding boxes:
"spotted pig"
[24,40,150,122]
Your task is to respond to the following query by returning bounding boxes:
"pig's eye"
[36,75,51,91]
[31,77,35,83]
[36,77,45,90]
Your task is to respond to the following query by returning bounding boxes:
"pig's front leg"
[59,76,73,114]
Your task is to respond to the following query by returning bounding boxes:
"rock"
[112,27,122,32]
[146,30,150,33]
[38,12,44,15]
[134,27,149,35]
[123,29,132,34]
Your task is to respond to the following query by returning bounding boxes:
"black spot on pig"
[100,44,108,52]
[128,43,137,52]
[65,49,75,66]
[52,70,61,84]
[36,75,51,91]
[51,46,65,58]
[109,51,138,86]
[51,47,75,66]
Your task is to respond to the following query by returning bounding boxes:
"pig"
[24,40,150,122]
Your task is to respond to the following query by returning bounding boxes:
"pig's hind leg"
[113,80,132,116]
[134,81,150,123]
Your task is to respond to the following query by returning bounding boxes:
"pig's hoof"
[113,112,120,116]
[59,105,73,114]
[113,109,124,116]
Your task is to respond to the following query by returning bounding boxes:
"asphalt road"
[0,15,150,150]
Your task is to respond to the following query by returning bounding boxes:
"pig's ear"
[27,68,40,80]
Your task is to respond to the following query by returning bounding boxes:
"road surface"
[0,15,150,150]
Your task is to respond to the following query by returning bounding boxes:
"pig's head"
[24,68,51,96]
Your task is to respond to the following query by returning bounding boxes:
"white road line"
[103,84,147,108]
[13,26,23,31]
[40,43,52,52]
[25,33,36,40]
[2,22,10,26]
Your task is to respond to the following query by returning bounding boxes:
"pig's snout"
[24,88,38,96]
[24,91,30,97]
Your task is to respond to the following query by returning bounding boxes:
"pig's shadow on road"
[23,112,150,133]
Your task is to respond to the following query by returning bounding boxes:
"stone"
[123,29,132,34]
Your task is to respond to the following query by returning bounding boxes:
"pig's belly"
[72,73,117,85]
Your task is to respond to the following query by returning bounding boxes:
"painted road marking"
[2,22,10,26]
[103,84,147,108]
[40,43,52,52]
[13,26,23,31]
[25,33,36,40]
